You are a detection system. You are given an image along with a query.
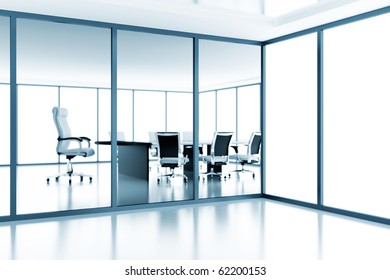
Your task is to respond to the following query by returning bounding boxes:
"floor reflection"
[15,162,260,214]
[1,199,390,260]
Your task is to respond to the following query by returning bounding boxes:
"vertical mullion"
[215,90,218,131]
[260,44,266,195]
[193,37,199,201]
[10,16,17,217]
[132,89,135,141]
[96,88,100,162]
[317,31,324,205]
[235,87,238,141]
[111,27,118,208]
[165,91,168,131]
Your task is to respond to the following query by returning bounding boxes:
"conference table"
[96,141,152,205]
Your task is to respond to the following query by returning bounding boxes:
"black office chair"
[47,107,95,184]
[199,132,233,180]
[229,132,262,178]
[156,132,189,183]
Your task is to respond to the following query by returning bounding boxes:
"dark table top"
[96,141,152,147]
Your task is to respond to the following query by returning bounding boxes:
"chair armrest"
[58,136,83,142]
[58,136,92,148]
[79,136,92,147]
[80,136,91,142]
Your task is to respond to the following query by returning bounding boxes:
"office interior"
[0,0,390,259]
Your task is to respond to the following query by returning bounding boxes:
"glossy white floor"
[1,198,390,260]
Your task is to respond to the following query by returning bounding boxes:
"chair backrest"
[52,107,72,152]
[247,132,262,155]
[211,132,233,157]
[156,132,180,158]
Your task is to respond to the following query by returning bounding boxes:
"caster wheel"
[89,177,93,182]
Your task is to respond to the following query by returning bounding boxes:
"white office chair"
[47,107,95,184]
[229,132,262,178]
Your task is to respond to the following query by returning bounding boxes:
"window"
[266,33,317,203]
[324,13,390,217]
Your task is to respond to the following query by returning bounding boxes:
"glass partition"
[0,16,10,216]
[217,88,236,135]
[199,90,216,143]
[324,13,390,218]
[16,19,111,214]
[133,90,165,142]
[237,84,261,142]
[199,39,261,199]
[117,30,193,206]
[265,33,317,203]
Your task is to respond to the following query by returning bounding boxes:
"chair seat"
[59,148,95,157]
[160,157,189,166]
[229,154,259,163]
[201,155,229,164]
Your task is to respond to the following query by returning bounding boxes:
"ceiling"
[0,0,389,41]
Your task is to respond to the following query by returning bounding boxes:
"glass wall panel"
[0,16,9,85]
[324,14,390,217]
[199,40,261,199]
[118,30,193,206]
[60,87,98,162]
[133,90,165,142]
[17,85,58,164]
[266,33,317,203]
[238,84,261,142]
[0,167,10,217]
[167,91,192,132]
[0,88,9,166]
[217,88,236,136]
[98,88,112,161]
[199,90,215,143]
[0,85,10,217]
[0,17,10,217]
[16,19,111,214]
[117,89,133,142]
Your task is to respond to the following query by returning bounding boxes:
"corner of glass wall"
[16,18,112,215]
[199,39,261,199]
[0,16,10,217]
[265,32,317,203]
[117,30,194,206]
